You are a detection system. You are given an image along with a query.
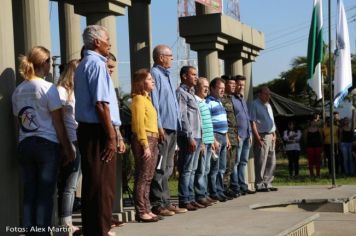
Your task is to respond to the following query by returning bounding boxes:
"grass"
[124,155,356,198]
[273,156,356,186]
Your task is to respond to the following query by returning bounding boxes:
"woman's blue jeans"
[57,142,81,218]
[18,136,60,234]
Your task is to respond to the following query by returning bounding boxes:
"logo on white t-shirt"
[18,106,40,132]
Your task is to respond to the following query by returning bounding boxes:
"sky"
[49,0,356,94]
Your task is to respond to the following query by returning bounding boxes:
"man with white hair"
[150,45,187,216]
[75,25,125,236]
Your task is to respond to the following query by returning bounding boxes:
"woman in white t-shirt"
[283,121,302,177]
[12,46,75,234]
[56,59,80,232]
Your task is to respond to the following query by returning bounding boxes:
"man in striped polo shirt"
[206,77,231,202]
[194,77,218,206]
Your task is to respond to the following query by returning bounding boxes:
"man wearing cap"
[220,75,239,198]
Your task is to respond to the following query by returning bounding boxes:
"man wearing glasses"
[150,45,187,216]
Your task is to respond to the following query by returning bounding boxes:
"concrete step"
[277,214,318,236]
[250,195,356,214]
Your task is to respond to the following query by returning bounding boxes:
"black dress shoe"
[206,196,218,204]
[191,201,206,208]
[211,195,226,202]
[256,188,270,192]
[179,202,198,211]
[242,189,256,195]
[269,187,278,191]
[221,194,233,201]
[225,190,239,198]
[197,198,213,207]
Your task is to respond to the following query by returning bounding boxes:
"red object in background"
[195,0,222,13]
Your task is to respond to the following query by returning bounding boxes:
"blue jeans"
[18,136,60,234]
[57,142,81,218]
[230,137,250,193]
[340,142,354,175]
[195,143,212,200]
[209,133,227,197]
[177,137,202,204]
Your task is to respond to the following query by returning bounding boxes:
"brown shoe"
[152,207,175,216]
[166,204,188,213]
[111,218,125,228]
[191,201,206,208]
[206,196,218,204]
[197,198,213,207]
[179,202,197,211]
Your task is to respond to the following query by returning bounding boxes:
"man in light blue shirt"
[250,86,277,192]
[74,25,125,236]
[150,45,186,216]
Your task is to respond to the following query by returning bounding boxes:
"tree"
[255,53,355,108]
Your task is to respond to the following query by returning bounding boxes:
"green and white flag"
[334,0,352,108]
[307,0,324,100]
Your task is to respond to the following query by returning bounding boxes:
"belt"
[259,132,273,135]
[214,132,226,135]
[146,131,159,138]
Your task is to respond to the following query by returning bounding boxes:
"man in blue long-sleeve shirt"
[150,45,187,216]
[231,75,256,195]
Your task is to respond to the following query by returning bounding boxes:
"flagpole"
[322,78,325,125]
[329,0,336,187]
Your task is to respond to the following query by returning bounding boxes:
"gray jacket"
[176,84,202,139]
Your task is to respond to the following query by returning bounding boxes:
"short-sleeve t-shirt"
[12,77,62,143]
[57,86,78,142]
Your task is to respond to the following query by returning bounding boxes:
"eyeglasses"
[99,37,110,45]
[45,58,51,64]
[161,54,173,57]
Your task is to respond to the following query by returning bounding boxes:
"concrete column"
[87,15,119,88]
[197,50,220,80]
[22,0,51,52]
[58,1,81,63]
[243,61,253,103]
[195,3,220,81]
[0,0,19,227]
[224,57,243,76]
[128,0,152,77]
[243,60,255,190]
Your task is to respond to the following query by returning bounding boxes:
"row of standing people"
[140,44,279,223]
[12,25,125,236]
[12,25,278,236]
[284,116,355,178]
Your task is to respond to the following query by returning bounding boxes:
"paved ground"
[113,185,356,236]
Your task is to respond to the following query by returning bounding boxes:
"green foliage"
[255,53,356,108]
